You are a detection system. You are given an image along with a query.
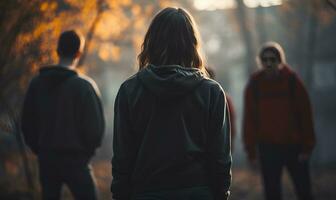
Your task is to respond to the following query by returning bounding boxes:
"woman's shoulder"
[118,73,142,95]
[121,73,138,86]
[200,77,225,93]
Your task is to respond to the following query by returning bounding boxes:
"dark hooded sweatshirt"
[111,65,232,200]
[21,66,105,156]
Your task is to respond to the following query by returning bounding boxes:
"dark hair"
[257,41,286,67]
[138,7,205,72]
[57,30,84,59]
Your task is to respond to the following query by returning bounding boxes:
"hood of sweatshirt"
[38,66,77,90]
[138,64,205,100]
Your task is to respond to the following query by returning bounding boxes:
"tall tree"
[236,0,255,75]
[78,0,108,67]
[304,0,319,90]
[255,6,267,45]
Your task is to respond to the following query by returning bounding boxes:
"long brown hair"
[138,7,206,72]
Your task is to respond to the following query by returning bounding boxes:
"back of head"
[57,30,84,60]
[138,7,205,72]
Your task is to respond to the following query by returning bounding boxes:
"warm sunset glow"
[244,0,284,8]
[194,0,284,10]
[194,0,237,10]
[98,43,121,62]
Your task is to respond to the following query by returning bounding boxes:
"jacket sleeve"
[111,84,136,200]
[80,83,105,154]
[207,89,232,200]
[295,76,316,154]
[21,80,39,154]
[226,95,236,150]
[243,80,258,160]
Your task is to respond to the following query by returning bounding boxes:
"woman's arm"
[111,84,136,200]
[207,89,232,200]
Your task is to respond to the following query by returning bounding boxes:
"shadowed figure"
[243,42,315,200]
[21,30,105,200]
[111,7,232,200]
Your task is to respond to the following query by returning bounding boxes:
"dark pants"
[38,153,97,200]
[133,186,214,200]
[258,144,314,200]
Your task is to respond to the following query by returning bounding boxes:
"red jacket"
[243,65,315,160]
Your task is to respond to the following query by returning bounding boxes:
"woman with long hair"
[111,7,231,200]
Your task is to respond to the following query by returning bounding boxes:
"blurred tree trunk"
[4,101,36,199]
[0,1,35,70]
[0,2,42,197]
[288,0,307,72]
[13,115,36,198]
[236,0,255,75]
[304,19,317,90]
[78,0,107,67]
[0,1,38,111]
[303,0,319,90]
[256,7,267,45]
[283,0,316,84]
[327,0,336,10]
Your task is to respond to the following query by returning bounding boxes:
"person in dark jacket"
[21,30,105,200]
[243,42,315,200]
[206,67,236,151]
[111,7,232,200]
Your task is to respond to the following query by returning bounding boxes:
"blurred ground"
[230,166,336,200]
[1,159,335,199]
[87,160,336,200]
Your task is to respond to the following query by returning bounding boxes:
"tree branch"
[327,0,336,11]
[78,0,108,67]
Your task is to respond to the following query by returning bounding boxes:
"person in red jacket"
[243,42,315,200]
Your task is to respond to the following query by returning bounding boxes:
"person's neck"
[263,68,280,79]
[58,58,76,69]
[263,64,284,79]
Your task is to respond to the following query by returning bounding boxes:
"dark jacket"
[226,95,236,150]
[243,65,315,160]
[21,66,105,156]
[111,65,231,200]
